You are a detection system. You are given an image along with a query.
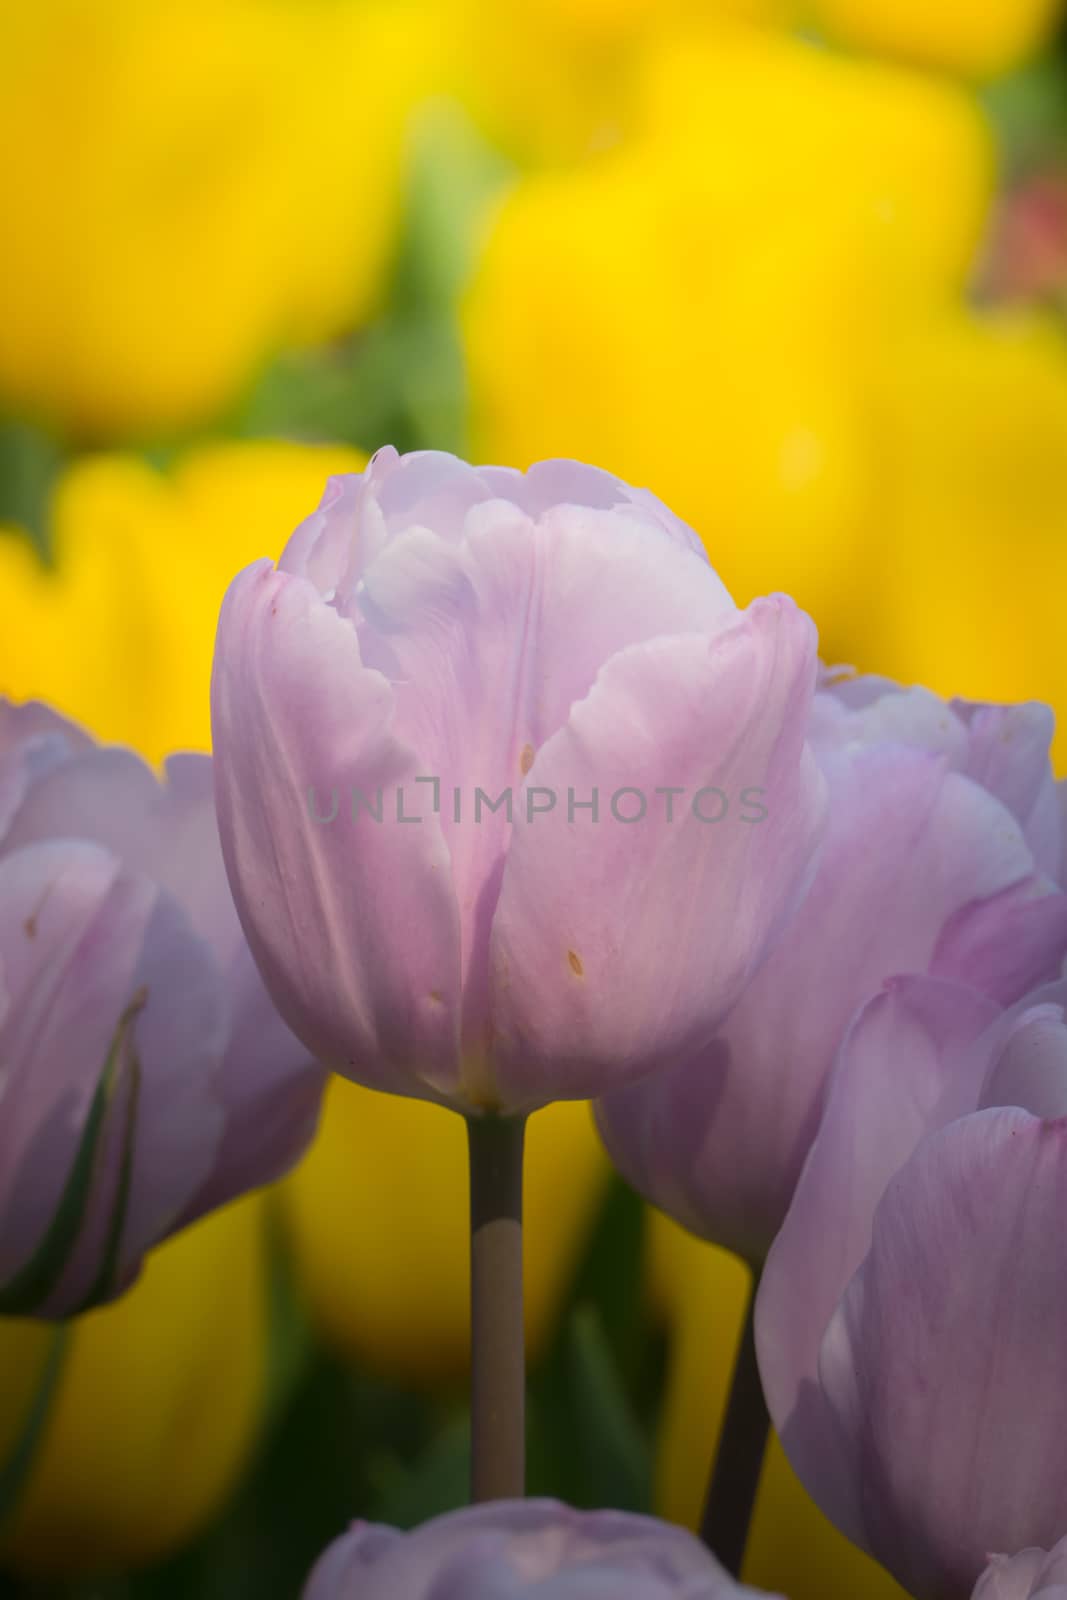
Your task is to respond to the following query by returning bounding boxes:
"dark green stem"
[699,1271,769,1575]
[467,1113,527,1502]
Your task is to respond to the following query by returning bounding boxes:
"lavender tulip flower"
[972,1537,1067,1598]
[757,973,1067,1600]
[302,1499,786,1598]
[0,701,324,1318]
[210,449,826,1115]
[597,675,1067,1262]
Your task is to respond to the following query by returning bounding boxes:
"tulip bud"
[0,701,323,1316]
[597,677,1067,1263]
[211,448,826,1117]
[757,973,1067,1598]
[302,1499,786,1598]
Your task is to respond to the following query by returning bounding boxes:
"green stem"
[467,1113,527,1502]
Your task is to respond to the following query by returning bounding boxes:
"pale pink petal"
[820,1111,1067,1598]
[488,597,824,1110]
[211,561,463,1102]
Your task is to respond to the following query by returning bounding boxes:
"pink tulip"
[211,449,826,1114]
[597,675,1067,1261]
[0,701,323,1317]
[303,1499,785,1598]
[757,972,1067,1599]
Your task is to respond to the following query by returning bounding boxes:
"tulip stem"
[699,1271,769,1575]
[467,1112,527,1502]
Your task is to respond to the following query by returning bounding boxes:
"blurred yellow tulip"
[856,308,1067,768]
[465,26,994,644]
[0,1196,267,1577]
[281,1080,610,1386]
[450,0,785,165]
[0,0,431,442]
[0,439,365,761]
[808,0,1064,77]
[647,1214,909,1600]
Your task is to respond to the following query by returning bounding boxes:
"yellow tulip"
[648,1214,909,1600]
[0,439,365,760]
[0,0,430,442]
[808,0,1064,77]
[0,1197,267,1577]
[465,26,994,643]
[282,1080,610,1387]
[856,308,1067,768]
[450,0,785,166]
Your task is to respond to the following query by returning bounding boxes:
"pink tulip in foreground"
[210,448,826,1117]
[0,701,324,1317]
[598,676,1067,1264]
[972,1536,1067,1598]
[757,972,1067,1600]
[302,1500,786,1598]
[210,446,826,1507]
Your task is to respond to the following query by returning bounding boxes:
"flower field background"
[0,3,1066,1597]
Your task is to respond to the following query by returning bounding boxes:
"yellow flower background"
[0,0,1064,1592]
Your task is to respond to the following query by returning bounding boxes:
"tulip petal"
[811,679,972,758]
[819,1110,1067,1598]
[488,596,824,1109]
[0,842,226,1314]
[211,561,464,1100]
[757,976,1001,1543]
[979,1003,1067,1120]
[478,457,711,557]
[812,682,1061,883]
[91,889,227,1301]
[951,700,1061,880]
[0,748,230,954]
[1,743,243,956]
[598,741,1055,1260]
[0,1004,137,1317]
[932,879,1067,1005]
[350,498,733,1063]
[0,702,92,844]
[972,1546,1063,1600]
[280,451,714,605]
[1034,1536,1067,1594]
[0,841,151,1280]
[0,742,325,1212]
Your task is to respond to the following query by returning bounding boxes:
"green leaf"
[391,99,513,318]
[70,1032,142,1315]
[0,421,64,557]
[0,996,143,1317]
[565,1303,652,1513]
[527,1175,665,1509]
[981,57,1067,174]
[370,1412,471,1530]
[261,1210,315,1432]
[564,1175,649,1383]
